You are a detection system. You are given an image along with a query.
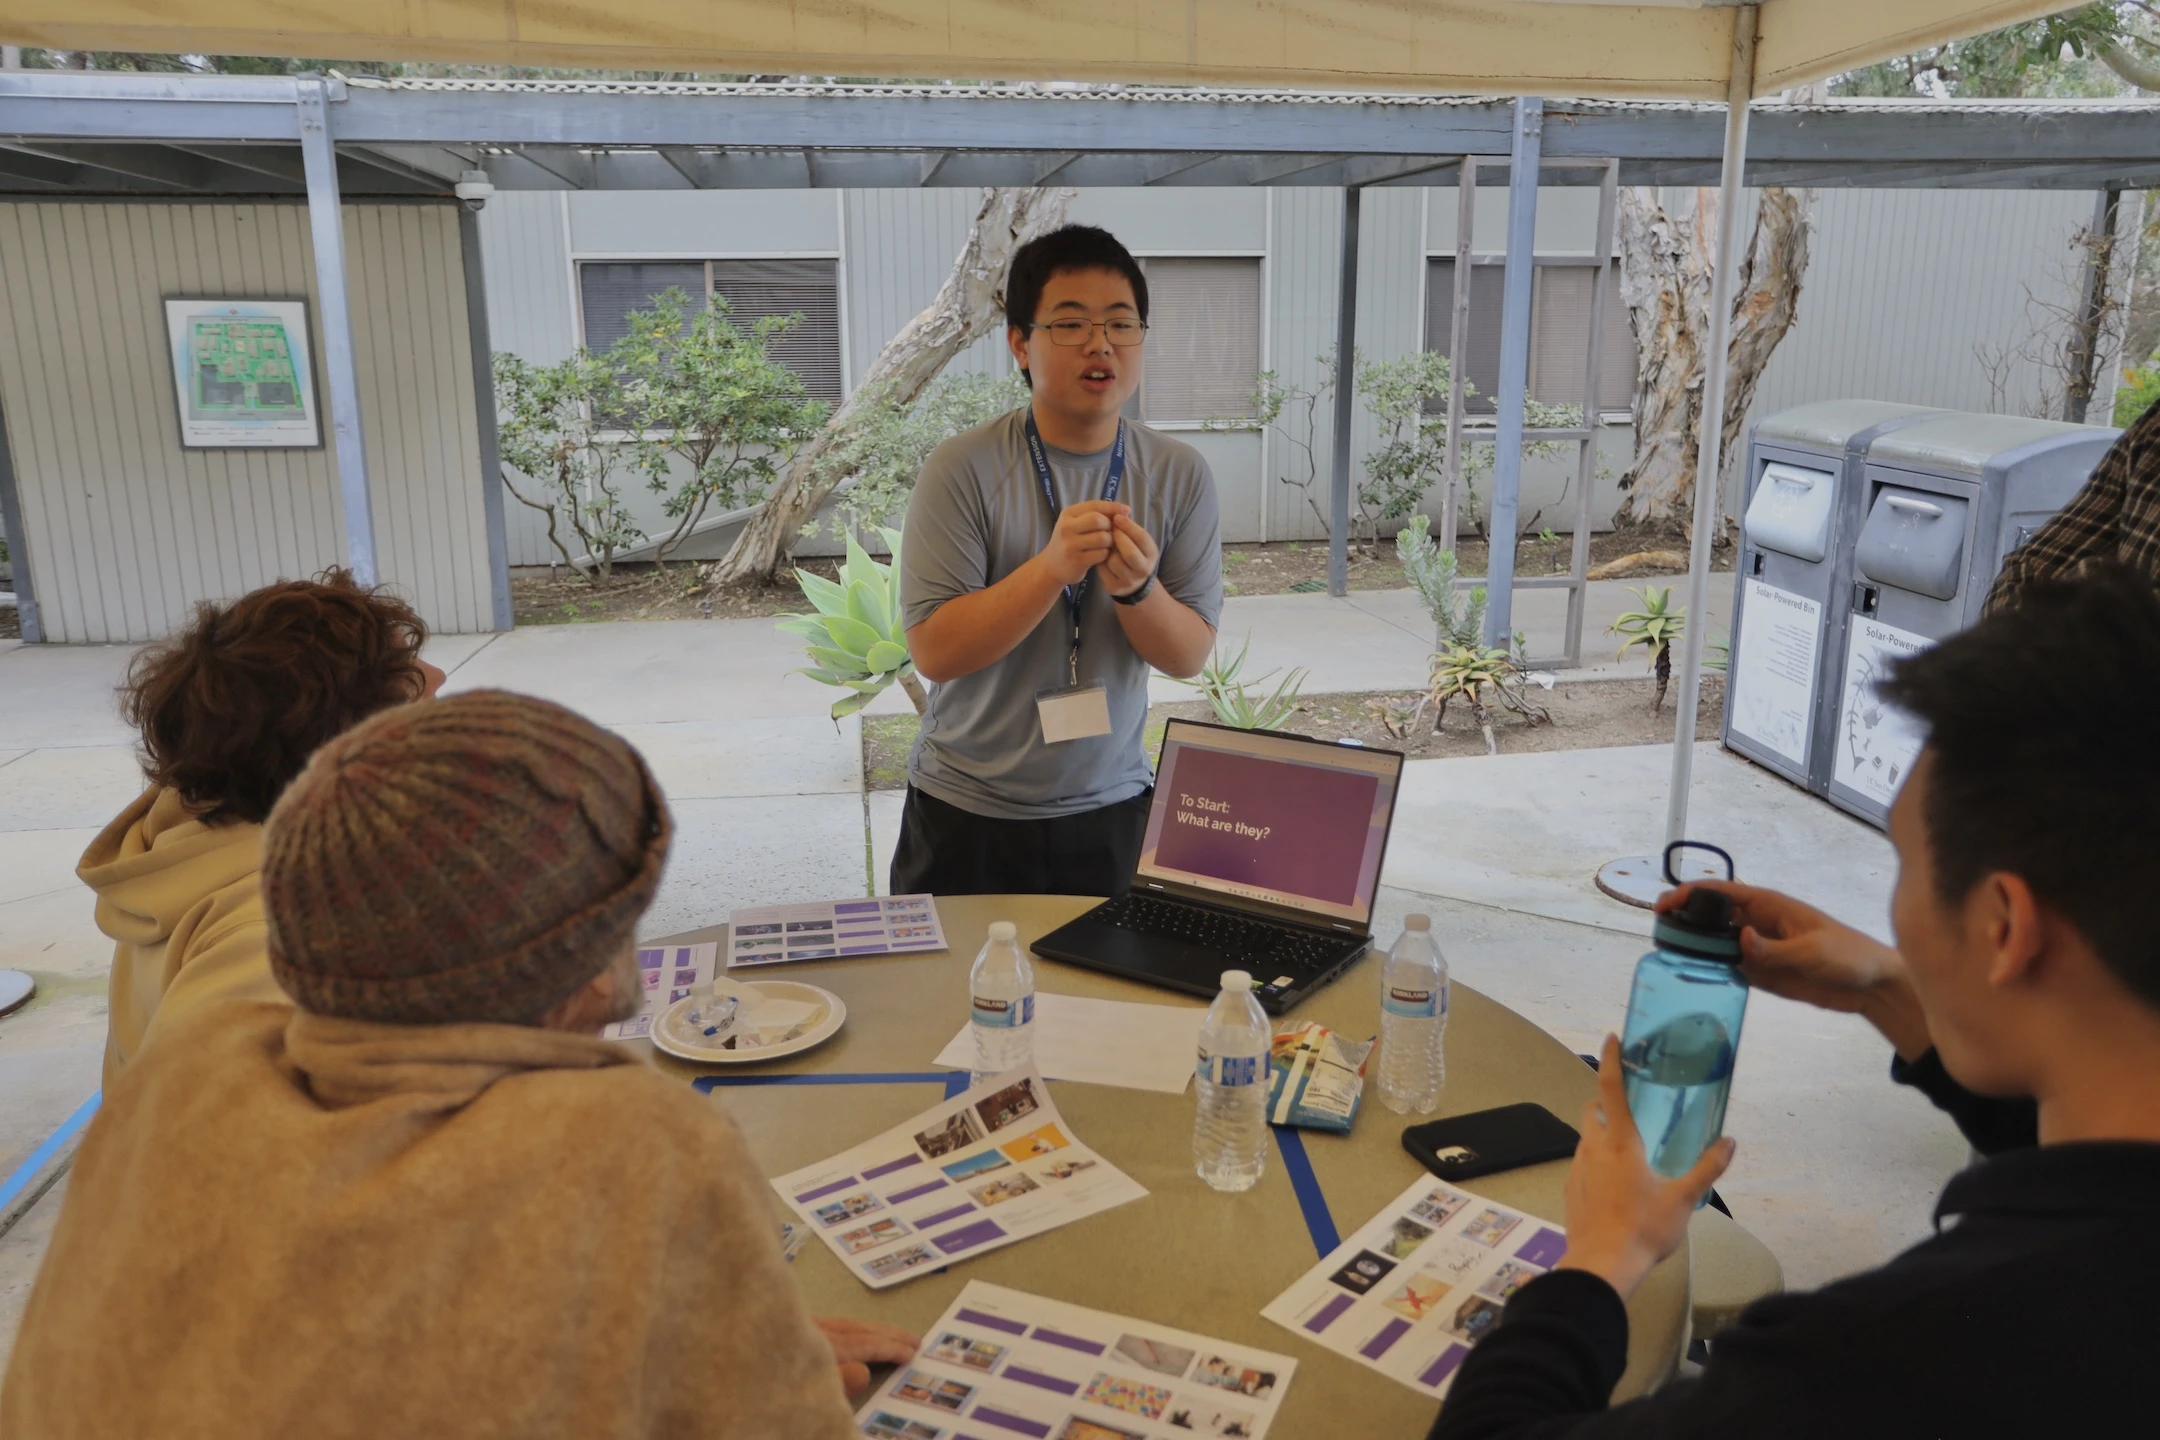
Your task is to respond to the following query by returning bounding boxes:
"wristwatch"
[1111,572,1156,606]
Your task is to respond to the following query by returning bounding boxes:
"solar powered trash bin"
[1722,402,1943,791]
[1825,412,2118,827]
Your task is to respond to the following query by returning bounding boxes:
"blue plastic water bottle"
[1621,842,1748,1181]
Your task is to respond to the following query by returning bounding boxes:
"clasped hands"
[1042,501,1158,597]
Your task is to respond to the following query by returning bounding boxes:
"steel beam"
[460,207,514,632]
[1328,185,1361,599]
[1483,98,1544,650]
[296,78,378,587]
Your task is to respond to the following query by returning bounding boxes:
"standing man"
[1984,394,2160,610]
[894,225,1223,897]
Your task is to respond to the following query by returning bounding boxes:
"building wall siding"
[0,200,493,644]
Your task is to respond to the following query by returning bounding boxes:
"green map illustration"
[187,317,304,419]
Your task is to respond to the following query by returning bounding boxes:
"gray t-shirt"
[901,408,1224,819]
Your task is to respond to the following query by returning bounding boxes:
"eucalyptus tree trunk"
[705,185,1075,585]
[1616,185,1813,531]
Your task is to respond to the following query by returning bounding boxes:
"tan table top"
[644,893,1685,1435]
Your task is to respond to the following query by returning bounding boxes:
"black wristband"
[1111,572,1156,606]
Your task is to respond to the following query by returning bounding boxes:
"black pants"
[889,785,1152,898]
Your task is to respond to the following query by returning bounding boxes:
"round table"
[646,894,1686,1434]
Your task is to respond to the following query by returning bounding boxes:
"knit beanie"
[261,689,671,1025]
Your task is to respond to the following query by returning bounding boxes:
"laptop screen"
[1136,720,1404,928]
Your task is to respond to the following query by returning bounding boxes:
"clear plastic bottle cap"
[1404,914,1431,931]
[988,922,1017,943]
[1220,970,1253,992]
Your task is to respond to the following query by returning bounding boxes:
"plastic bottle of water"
[970,921,1036,1085]
[1377,913,1449,1115]
[1193,970,1271,1193]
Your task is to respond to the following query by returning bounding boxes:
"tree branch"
[2100,40,2160,89]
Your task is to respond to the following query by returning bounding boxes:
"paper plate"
[652,977,845,1065]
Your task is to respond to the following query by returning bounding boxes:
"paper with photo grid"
[1260,1176,1569,1401]
[728,894,947,968]
[772,1065,1146,1290]
[601,942,719,1041]
[857,1280,1295,1440]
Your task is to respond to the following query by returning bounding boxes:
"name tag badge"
[1036,683,1112,744]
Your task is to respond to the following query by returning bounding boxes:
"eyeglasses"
[1029,318,1148,347]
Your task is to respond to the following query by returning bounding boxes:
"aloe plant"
[1175,636,1307,730]
[777,527,926,722]
[1416,643,1550,755]
[1610,585,1686,710]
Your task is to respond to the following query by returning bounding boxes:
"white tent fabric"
[0,2,2079,101]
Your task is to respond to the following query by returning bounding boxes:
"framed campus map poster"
[163,298,321,448]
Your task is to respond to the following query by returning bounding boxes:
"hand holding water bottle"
[1555,1034,1736,1300]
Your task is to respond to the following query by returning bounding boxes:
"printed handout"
[855,1281,1295,1440]
[772,1066,1146,1289]
[602,943,718,1041]
[729,894,948,968]
[1261,1176,1570,1400]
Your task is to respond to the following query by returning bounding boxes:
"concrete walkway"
[3,575,1962,1370]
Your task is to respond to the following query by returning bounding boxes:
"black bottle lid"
[1653,840,1743,963]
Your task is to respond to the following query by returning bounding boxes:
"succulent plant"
[777,528,927,722]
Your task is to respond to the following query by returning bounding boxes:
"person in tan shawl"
[4,690,916,1438]
[81,569,444,1085]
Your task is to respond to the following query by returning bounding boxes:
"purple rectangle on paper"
[792,1177,856,1204]
[1305,1293,1356,1333]
[932,1219,1006,1255]
[1420,1345,1470,1387]
[970,1408,1051,1439]
[954,1307,1028,1336]
[914,1203,974,1228]
[1002,1365,1080,1396]
[1360,1318,1412,1359]
[889,939,942,949]
[1515,1226,1568,1269]
[885,1179,948,1205]
[834,900,882,915]
[1027,1327,1105,1357]
[840,945,891,956]
[861,1154,922,1182]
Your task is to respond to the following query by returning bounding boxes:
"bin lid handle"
[1884,495,1944,518]
[1769,470,1817,487]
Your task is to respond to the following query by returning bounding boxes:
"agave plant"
[777,527,927,722]
[1175,635,1307,730]
[1416,643,1550,756]
[1396,514,1486,649]
[1611,585,1686,710]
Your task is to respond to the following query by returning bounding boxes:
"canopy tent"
[0,0,2092,851]
[0,1,2079,101]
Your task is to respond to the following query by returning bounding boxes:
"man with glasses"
[894,224,1223,896]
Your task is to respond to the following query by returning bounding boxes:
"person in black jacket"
[1431,562,2160,1440]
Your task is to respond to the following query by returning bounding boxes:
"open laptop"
[1032,718,1406,1014]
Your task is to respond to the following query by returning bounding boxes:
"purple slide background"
[1153,745,1379,903]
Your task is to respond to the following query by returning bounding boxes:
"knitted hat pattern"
[261,689,671,1025]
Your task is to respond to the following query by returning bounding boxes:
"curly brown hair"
[121,570,430,825]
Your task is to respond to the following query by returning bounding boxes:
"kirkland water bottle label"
[1207,1054,1261,1087]
[1384,985,1440,1019]
[970,994,1034,1029]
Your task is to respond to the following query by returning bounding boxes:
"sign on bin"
[1728,580,1821,767]
[1832,617,1931,807]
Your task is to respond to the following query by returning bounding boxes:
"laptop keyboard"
[1095,892,1352,975]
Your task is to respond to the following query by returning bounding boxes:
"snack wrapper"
[1266,1022,1375,1132]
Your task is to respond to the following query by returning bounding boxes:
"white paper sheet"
[1261,1176,1569,1401]
[772,1065,1147,1289]
[859,1281,1296,1440]
[602,942,719,1041]
[728,893,948,968]
[1729,580,1821,766]
[932,993,1206,1096]
[1833,616,1933,805]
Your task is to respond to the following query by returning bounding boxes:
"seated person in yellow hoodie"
[78,569,445,1084]
[4,690,918,1438]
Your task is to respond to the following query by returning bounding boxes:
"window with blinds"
[1423,258,1635,416]
[1139,257,1263,424]
[576,258,844,406]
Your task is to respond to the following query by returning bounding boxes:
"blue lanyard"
[1023,411,1126,684]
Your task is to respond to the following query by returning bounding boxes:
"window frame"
[1131,251,1269,431]
[1422,251,1634,428]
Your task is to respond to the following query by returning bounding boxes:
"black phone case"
[1401,1103,1581,1181]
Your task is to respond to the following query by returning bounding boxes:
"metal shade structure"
[0,1,2083,102]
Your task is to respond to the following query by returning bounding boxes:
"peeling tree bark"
[704,185,1075,585]
[1617,185,1813,532]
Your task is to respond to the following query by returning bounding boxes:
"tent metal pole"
[296,76,379,586]
[1328,184,1362,597]
[1663,4,1758,846]
[1484,96,1544,648]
